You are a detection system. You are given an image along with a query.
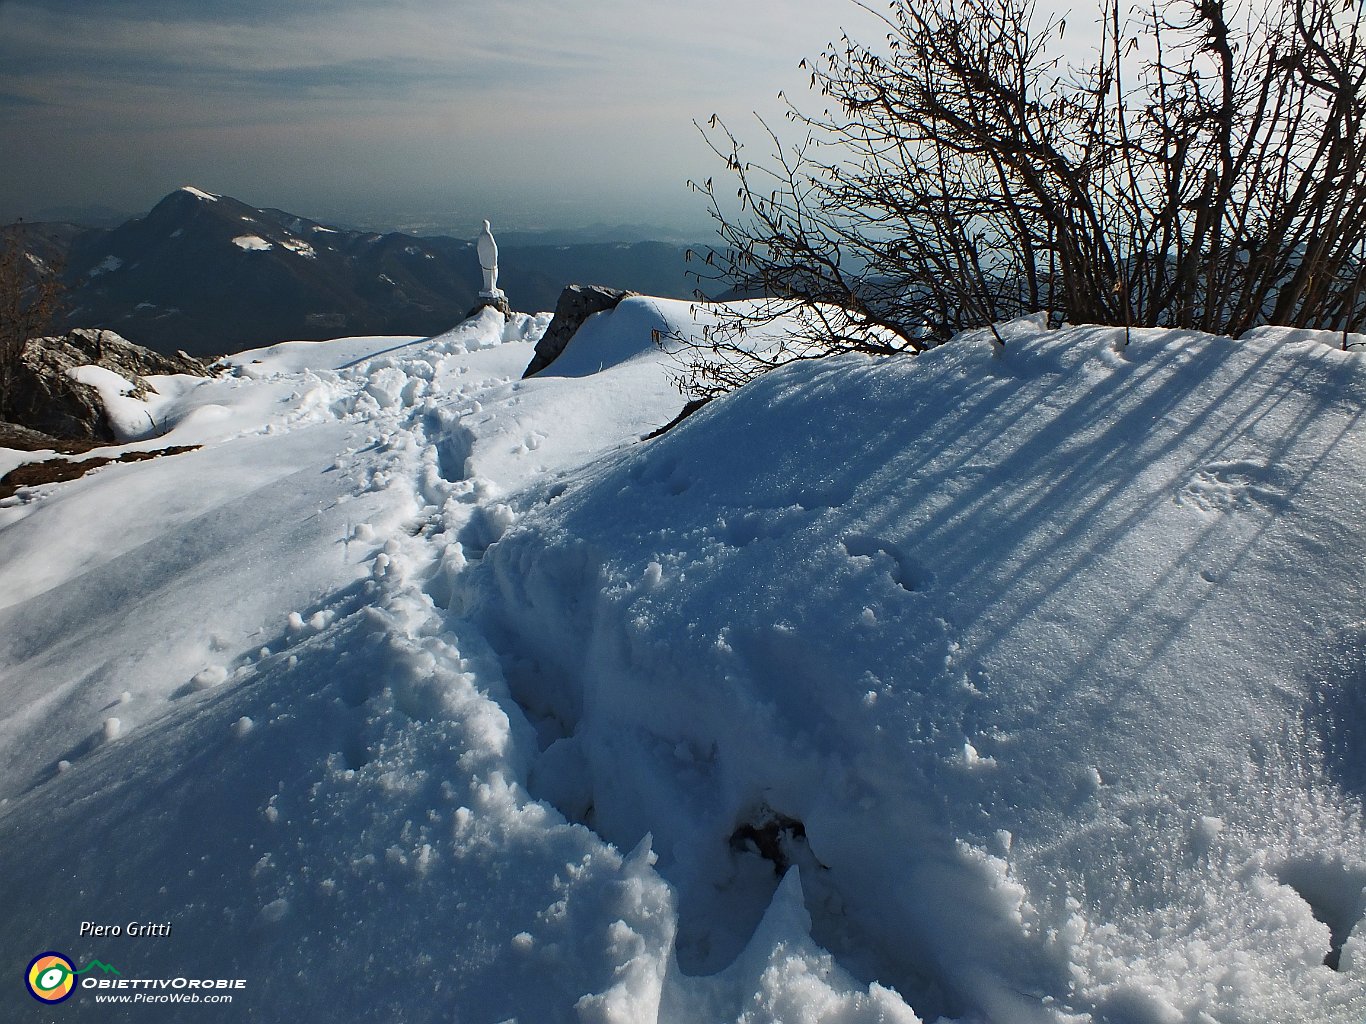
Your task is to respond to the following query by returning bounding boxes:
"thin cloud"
[0,0,899,226]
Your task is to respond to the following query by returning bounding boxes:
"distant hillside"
[4,187,709,356]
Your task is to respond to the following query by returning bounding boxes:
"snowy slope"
[1,301,1364,1024]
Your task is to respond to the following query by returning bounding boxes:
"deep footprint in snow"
[719,510,796,547]
[1276,857,1366,970]
[433,425,477,483]
[629,453,691,494]
[840,534,925,592]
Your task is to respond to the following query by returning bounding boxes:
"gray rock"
[467,294,512,318]
[522,284,636,378]
[0,420,72,452]
[3,329,212,442]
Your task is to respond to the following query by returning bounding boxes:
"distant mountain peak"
[32,189,701,356]
[147,187,237,219]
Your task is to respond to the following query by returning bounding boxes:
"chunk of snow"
[192,666,227,690]
[962,740,997,768]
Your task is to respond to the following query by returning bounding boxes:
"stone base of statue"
[469,289,511,318]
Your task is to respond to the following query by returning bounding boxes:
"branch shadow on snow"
[468,326,1366,1021]
[1305,623,1366,803]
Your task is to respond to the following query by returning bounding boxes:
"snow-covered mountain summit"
[1,302,1364,1023]
[10,188,702,357]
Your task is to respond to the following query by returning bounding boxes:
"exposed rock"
[0,421,73,452]
[467,293,512,318]
[522,284,637,378]
[3,329,212,442]
[0,444,202,501]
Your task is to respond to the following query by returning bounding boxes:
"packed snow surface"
[2,301,1364,1024]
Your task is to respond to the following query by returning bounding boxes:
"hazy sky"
[0,0,1099,233]
[0,0,899,231]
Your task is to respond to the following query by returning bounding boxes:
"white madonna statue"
[477,219,502,297]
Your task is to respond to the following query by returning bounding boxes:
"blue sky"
[0,0,873,231]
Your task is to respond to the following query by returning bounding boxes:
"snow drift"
[1,298,1363,1024]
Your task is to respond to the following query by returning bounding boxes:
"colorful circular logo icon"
[26,952,76,1003]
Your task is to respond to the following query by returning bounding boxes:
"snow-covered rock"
[5,328,211,441]
[523,283,638,377]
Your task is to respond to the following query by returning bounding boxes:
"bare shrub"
[682,0,1366,396]
[0,222,65,419]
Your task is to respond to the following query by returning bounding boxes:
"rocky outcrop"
[467,293,512,318]
[0,421,75,451]
[4,329,211,442]
[522,284,636,378]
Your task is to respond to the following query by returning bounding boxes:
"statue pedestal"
[470,289,511,318]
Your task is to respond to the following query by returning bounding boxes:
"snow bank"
[471,321,1366,1022]
[2,302,1364,1023]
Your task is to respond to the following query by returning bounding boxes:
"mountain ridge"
[5,187,708,356]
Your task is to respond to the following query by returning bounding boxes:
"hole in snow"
[1276,857,1366,970]
[719,508,810,548]
[456,503,514,556]
[792,482,851,511]
[721,513,764,548]
[629,454,686,486]
[841,534,924,592]
[528,736,594,824]
[672,804,823,976]
[729,809,820,875]
[336,673,372,709]
[340,734,370,771]
[500,655,579,752]
[434,426,475,483]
